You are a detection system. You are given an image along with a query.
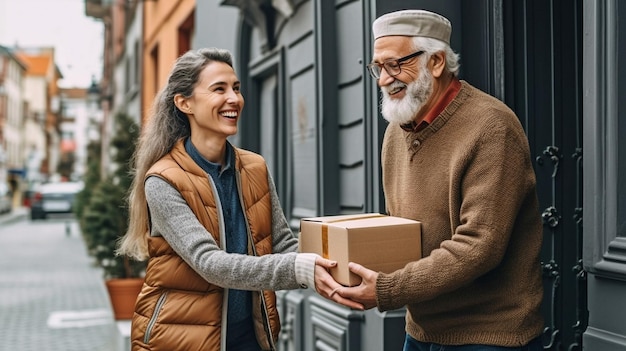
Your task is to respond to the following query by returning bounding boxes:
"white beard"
[380,67,434,125]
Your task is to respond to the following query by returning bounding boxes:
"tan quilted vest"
[131,140,280,351]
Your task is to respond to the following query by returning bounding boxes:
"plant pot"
[105,278,144,320]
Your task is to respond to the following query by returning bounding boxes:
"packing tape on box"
[320,214,386,259]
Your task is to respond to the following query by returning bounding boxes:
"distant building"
[58,87,96,181]
[0,44,27,204]
[14,47,62,184]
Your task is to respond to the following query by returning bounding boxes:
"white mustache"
[382,81,407,96]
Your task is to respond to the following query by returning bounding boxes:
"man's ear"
[429,51,446,78]
[174,94,191,114]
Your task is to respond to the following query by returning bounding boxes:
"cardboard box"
[299,213,421,286]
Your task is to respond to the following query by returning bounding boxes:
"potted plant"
[78,112,145,320]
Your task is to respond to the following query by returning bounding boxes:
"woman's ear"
[429,51,446,78]
[174,94,191,114]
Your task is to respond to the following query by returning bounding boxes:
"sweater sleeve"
[145,176,313,291]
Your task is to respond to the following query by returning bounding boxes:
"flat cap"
[372,9,451,44]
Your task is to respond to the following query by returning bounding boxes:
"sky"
[0,0,104,88]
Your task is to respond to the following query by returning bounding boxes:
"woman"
[118,48,360,351]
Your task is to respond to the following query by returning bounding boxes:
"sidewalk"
[0,206,28,226]
[0,211,126,351]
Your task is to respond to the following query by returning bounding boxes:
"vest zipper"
[235,169,276,351]
[144,291,168,344]
[207,173,229,350]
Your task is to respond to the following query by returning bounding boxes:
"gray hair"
[412,37,460,77]
[119,47,235,260]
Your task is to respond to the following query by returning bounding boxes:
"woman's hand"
[313,257,364,310]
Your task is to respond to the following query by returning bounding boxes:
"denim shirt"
[184,138,252,329]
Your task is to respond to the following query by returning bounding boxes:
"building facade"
[58,87,96,181]
[0,45,27,205]
[193,0,625,350]
[140,0,195,125]
[15,48,63,185]
[112,0,142,126]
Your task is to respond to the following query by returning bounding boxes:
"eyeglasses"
[367,50,425,79]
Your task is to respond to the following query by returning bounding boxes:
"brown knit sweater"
[377,81,544,347]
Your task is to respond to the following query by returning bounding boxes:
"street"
[0,212,120,351]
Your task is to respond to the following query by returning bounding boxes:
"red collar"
[401,78,461,132]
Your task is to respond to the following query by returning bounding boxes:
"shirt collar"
[185,138,233,175]
[401,78,462,132]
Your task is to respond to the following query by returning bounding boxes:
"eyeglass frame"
[366,50,425,79]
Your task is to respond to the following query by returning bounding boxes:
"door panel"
[503,1,585,350]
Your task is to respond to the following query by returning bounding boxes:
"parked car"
[0,183,12,214]
[22,181,42,208]
[30,181,84,220]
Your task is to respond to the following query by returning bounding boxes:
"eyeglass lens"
[367,50,424,79]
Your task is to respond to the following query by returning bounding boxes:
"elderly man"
[336,9,545,351]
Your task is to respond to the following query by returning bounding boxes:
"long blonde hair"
[117,48,234,260]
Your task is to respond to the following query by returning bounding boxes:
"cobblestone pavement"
[0,214,120,351]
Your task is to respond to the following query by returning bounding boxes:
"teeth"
[221,111,237,118]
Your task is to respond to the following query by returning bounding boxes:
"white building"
[58,87,98,181]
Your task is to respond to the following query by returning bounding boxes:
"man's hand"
[332,262,378,310]
[314,257,364,310]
